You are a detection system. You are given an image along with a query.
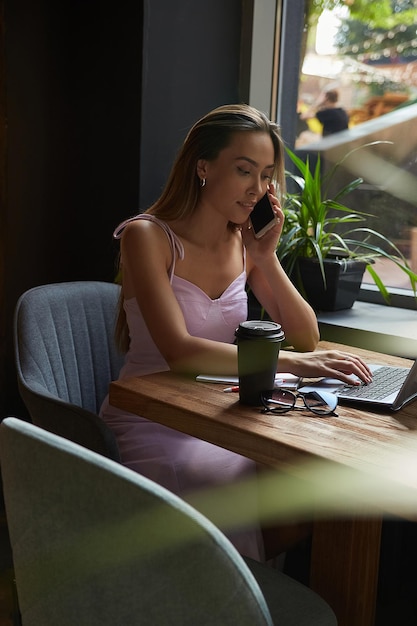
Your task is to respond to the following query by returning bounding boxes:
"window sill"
[317,301,417,359]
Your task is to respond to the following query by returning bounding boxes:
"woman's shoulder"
[113,213,168,239]
[119,217,177,258]
[117,213,185,270]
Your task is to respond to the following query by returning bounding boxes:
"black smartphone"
[249,193,277,239]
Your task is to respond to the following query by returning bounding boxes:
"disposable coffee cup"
[235,320,285,406]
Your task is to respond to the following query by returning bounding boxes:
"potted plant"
[277,143,417,311]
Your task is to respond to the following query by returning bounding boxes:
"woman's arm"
[244,188,320,352]
[247,257,320,351]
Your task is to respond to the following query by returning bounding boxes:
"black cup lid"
[235,320,285,340]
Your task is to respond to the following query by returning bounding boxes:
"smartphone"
[249,193,277,239]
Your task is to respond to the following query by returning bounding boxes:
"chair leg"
[256,464,313,562]
[262,520,313,561]
[0,569,21,626]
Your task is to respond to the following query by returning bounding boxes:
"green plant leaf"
[332,178,364,201]
[281,144,417,305]
[365,264,391,303]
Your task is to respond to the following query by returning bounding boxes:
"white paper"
[196,373,300,389]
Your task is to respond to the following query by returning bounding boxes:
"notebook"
[196,373,300,391]
[298,360,417,411]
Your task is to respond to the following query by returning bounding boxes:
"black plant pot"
[296,257,367,312]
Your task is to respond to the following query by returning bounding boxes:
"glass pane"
[295,1,417,294]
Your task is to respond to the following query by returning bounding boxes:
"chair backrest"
[14,281,125,460]
[0,418,274,626]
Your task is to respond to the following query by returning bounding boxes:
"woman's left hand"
[241,184,284,261]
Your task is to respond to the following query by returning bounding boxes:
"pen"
[223,386,239,393]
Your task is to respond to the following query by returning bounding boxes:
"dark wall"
[2,0,143,415]
[139,0,244,209]
[5,0,143,285]
[1,0,246,415]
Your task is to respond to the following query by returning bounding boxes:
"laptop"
[298,360,417,411]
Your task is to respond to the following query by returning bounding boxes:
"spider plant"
[278,142,417,303]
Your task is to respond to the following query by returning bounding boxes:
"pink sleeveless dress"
[100,214,264,560]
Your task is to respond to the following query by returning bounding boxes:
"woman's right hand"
[279,349,373,386]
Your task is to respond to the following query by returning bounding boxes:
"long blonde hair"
[115,104,286,352]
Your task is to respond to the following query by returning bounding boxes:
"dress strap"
[113,214,184,280]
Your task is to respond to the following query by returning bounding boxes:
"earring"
[200,178,206,188]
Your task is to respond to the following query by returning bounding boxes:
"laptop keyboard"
[339,366,408,400]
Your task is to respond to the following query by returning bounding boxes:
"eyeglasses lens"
[302,391,338,415]
[263,389,338,416]
[263,389,295,411]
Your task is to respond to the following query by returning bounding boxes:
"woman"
[100,104,371,560]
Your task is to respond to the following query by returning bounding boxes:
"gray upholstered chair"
[14,281,124,461]
[0,418,337,626]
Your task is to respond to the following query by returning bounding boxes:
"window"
[249,0,417,308]
[295,0,417,306]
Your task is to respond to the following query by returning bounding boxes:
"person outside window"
[301,89,349,137]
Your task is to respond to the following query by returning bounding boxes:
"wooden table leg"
[310,517,382,626]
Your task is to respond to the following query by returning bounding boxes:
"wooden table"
[109,341,417,626]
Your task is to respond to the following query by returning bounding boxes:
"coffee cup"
[235,320,285,406]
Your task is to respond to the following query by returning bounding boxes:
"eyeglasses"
[261,389,338,417]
